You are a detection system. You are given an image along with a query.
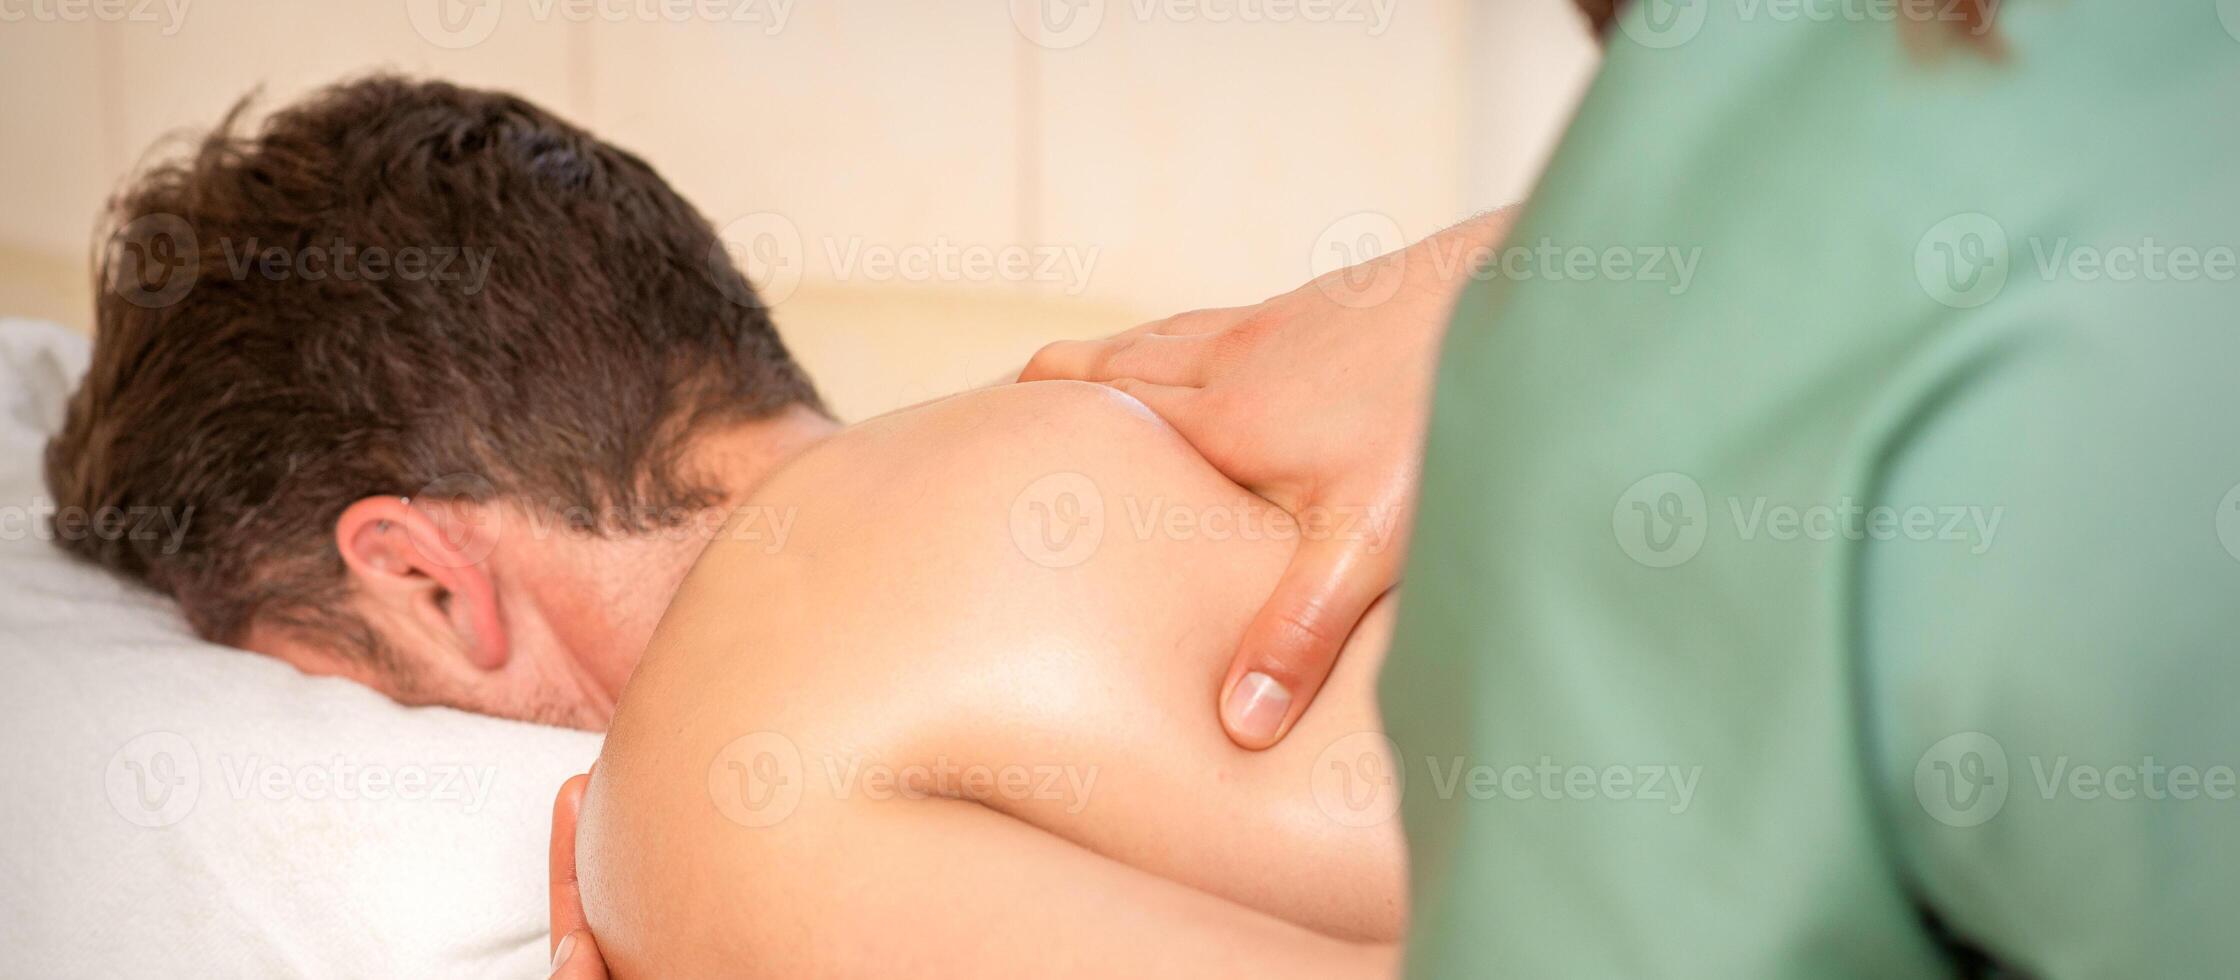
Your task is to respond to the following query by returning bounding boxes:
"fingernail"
[550,932,578,975]
[1225,671,1292,745]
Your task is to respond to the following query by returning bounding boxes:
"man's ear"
[334,496,511,672]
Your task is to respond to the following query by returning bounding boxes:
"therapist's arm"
[1019,207,1516,748]
[1857,328,2240,976]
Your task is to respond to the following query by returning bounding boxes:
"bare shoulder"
[760,378,1204,512]
[602,377,1288,756]
[578,380,1398,975]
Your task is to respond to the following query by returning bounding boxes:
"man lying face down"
[46,76,838,728]
[47,75,1502,974]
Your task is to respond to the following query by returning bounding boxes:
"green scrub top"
[1380,4,2240,977]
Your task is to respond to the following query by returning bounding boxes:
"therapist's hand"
[549,772,610,979]
[1021,208,1514,749]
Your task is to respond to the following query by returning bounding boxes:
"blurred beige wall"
[0,0,1595,420]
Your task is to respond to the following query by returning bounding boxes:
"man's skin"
[576,380,1407,978]
[242,406,838,728]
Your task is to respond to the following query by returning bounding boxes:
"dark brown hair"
[48,75,823,674]
[1576,0,1999,44]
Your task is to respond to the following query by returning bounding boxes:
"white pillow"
[0,319,601,977]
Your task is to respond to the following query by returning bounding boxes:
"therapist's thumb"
[549,929,607,979]
[548,773,611,979]
[1219,535,1390,750]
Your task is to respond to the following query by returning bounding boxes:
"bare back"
[580,381,1403,979]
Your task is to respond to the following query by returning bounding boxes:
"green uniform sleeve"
[1861,303,2240,977]
[1379,4,2240,977]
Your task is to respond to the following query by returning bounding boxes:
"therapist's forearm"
[1444,204,1522,253]
[1406,205,1522,306]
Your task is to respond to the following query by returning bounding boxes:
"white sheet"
[0,318,602,978]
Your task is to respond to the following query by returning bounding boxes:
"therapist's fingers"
[548,772,611,977]
[1021,332,1215,387]
[1218,534,1392,750]
[1104,377,1202,425]
[1124,304,1255,338]
[549,773,593,954]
